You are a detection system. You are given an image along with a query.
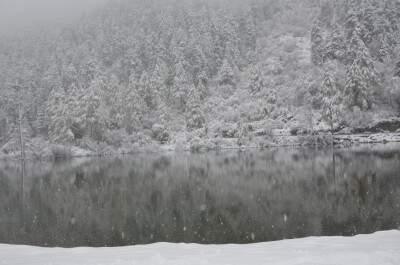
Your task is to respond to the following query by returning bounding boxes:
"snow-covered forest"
[0,0,400,158]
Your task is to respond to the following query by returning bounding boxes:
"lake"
[0,144,399,247]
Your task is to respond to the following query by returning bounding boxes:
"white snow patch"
[0,230,399,265]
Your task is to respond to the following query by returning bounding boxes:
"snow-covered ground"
[1,230,399,265]
[2,131,400,160]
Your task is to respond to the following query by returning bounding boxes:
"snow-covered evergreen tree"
[106,75,124,129]
[344,45,377,109]
[123,77,144,135]
[33,92,48,136]
[377,34,391,61]
[65,83,86,139]
[318,1,334,27]
[84,78,107,140]
[325,24,345,62]
[241,8,257,55]
[218,59,235,86]
[186,85,206,132]
[347,25,364,64]
[138,71,153,110]
[320,72,341,132]
[395,61,400,78]
[344,4,359,42]
[311,21,325,66]
[0,109,5,142]
[191,45,209,87]
[360,5,375,44]
[172,60,191,109]
[248,68,264,95]
[45,88,74,143]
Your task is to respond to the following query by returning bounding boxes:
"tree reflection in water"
[0,144,399,247]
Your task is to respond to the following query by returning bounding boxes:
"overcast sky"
[0,0,108,36]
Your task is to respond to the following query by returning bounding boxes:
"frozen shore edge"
[0,230,399,265]
[1,131,400,161]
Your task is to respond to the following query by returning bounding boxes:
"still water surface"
[0,144,399,247]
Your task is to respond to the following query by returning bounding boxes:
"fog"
[0,0,108,36]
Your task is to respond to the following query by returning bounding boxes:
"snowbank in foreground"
[1,231,399,265]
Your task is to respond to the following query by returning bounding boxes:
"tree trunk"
[18,102,25,160]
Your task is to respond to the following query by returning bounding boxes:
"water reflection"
[0,144,399,247]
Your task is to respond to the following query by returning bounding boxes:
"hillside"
[0,0,400,158]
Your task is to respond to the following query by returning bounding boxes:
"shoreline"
[1,131,400,161]
[0,230,399,265]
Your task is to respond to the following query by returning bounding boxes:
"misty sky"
[0,0,108,36]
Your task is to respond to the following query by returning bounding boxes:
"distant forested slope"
[0,0,399,157]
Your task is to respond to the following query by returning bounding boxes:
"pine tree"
[311,21,325,66]
[105,75,123,129]
[242,8,257,51]
[123,47,143,82]
[149,63,166,113]
[344,5,365,62]
[123,77,144,135]
[45,88,74,143]
[138,71,153,110]
[153,59,169,96]
[0,119,6,145]
[361,5,375,44]
[218,59,235,86]
[33,91,48,136]
[225,41,241,69]
[319,1,334,27]
[377,34,390,61]
[344,8,358,40]
[62,64,80,90]
[248,68,264,95]
[251,38,263,64]
[191,45,209,87]
[347,25,364,64]
[66,83,87,139]
[267,86,277,105]
[0,95,6,142]
[221,18,241,68]
[172,60,190,109]
[186,85,206,132]
[344,45,377,109]
[84,77,107,140]
[325,24,345,62]
[395,61,400,78]
[320,72,340,132]
[384,0,399,34]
